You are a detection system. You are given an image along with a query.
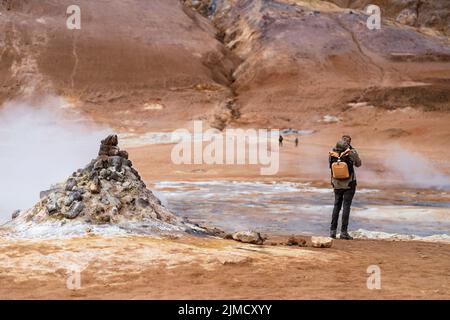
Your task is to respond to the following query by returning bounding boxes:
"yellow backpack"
[329,149,352,180]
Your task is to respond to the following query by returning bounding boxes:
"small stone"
[94,205,105,215]
[11,210,20,219]
[232,231,265,245]
[101,134,118,146]
[118,150,129,159]
[99,169,110,179]
[136,197,150,208]
[107,195,122,209]
[130,168,141,180]
[65,178,77,191]
[123,159,133,167]
[100,195,110,205]
[93,159,106,170]
[40,189,54,199]
[98,214,111,223]
[64,201,84,219]
[108,156,123,171]
[311,236,333,248]
[110,171,124,181]
[89,177,101,194]
[108,146,120,156]
[122,181,131,189]
[46,195,59,215]
[121,195,134,205]
[64,191,82,207]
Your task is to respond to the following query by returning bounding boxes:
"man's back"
[330,142,362,190]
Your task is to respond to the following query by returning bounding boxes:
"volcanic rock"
[11,210,20,220]
[65,201,84,219]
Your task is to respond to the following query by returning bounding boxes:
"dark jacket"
[330,140,362,189]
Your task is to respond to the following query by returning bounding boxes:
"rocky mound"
[10,135,205,235]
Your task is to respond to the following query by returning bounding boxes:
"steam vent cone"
[8,135,212,236]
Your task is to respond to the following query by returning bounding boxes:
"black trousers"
[331,186,356,232]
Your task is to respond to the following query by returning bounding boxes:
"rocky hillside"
[327,0,450,35]
[1,0,449,133]
[184,0,450,129]
[0,0,238,131]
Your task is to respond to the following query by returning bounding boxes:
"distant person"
[295,137,299,147]
[328,136,362,240]
[279,135,283,147]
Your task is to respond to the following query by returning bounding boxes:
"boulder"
[98,134,119,156]
[311,236,333,248]
[64,201,84,219]
[232,231,265,245]
[64,191,82,207]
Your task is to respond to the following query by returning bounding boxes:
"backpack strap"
[329,151,340,158]
[339,148,352,158]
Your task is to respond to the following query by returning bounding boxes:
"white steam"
[384,148,450,190]
[359,146,450,190]
[0,96,111,222]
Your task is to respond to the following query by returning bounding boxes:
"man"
[279,135,284,147]
[295,137,299,147]
[329,135,362,240]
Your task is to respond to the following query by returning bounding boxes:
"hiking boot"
[340,232,353,240]
[330,230,337,239]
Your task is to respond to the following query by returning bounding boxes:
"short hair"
[342,135,352,143]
